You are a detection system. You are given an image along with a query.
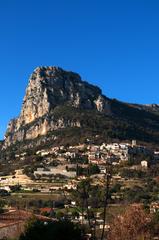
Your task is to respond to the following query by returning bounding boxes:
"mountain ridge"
[2,66,159,149]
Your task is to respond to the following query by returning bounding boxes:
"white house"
[141,160,148,168]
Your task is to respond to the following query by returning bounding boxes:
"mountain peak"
[30,66,81,82]
[4,67,110,147]
[3,67,159,149]
[22,66,107,124]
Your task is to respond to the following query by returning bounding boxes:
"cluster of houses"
[11,140,159,182]
[31,140,158,168]
[1,140,158,193]
[0,140,159,239]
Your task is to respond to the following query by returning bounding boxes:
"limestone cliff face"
[4,66,111,147]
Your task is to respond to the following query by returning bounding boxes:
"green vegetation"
[19,219,82,240]
[2,101,159,160]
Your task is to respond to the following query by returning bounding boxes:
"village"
[0,140,159,239]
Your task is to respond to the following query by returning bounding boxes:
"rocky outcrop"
[132,103,159,114]
[142,104,159,113]
[3,66,159,149]
[19,66,111,123]
[4,66,111,147]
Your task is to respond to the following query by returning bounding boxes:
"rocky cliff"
[3,66,159,149]
[4,66,111,147]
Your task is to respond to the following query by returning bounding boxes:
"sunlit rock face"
[4,66,111,147]
[18,66,110,124]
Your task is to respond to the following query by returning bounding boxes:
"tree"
[0,200,5,213]
[19,218,82,240]
[10,184,22,192]
[107,205,151,240]
[89,164,100,175]
[149,212,159,237]
[70,162,112,240]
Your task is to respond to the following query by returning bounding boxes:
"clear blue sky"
[0,0,159,140]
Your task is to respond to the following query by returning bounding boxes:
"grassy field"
[2,192,64,209]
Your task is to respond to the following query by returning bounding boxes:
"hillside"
[2,66,159,152]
